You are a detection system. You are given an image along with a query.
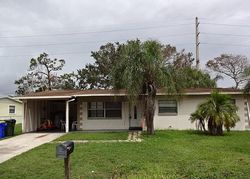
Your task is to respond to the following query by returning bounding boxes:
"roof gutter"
[73,93,127,97]
[157,92,243,96]
[14,91,245,100]
[14,96,72,100]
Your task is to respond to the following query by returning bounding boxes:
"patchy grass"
[55,131,128,141]
[14,123,22,136]
[1,130,250,178]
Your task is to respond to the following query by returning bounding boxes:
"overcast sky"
[1,0,250,96]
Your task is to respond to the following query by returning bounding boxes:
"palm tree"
[190,91,240,135]
[190,108,206,132]
[111,40,179,134]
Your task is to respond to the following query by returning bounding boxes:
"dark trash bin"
[0,123,7,139]
[4,119,16,136]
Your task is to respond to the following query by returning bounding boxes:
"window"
[158,100,177,114]
[88,102,122,119]
[88,102,104,118]
[105,102,122,118]
[9,105,16,114]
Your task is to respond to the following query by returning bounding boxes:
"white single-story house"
[0,97,23,123]
[16,88,250,133]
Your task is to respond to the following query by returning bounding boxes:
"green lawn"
[1,130,250,178]
[55,131,128,141]
[14,123,22,136]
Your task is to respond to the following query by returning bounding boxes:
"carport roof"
[16,89,127,99]
[15,88,243,100]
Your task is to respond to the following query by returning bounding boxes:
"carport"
[17,90,79,133]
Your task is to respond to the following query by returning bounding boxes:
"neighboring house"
[0,97,23,123]
[16,88,250,133]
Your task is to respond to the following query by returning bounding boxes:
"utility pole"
[195,17,200,69]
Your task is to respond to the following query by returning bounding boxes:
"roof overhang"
[157,92,244,96]
[15,91,244,100]
[16,94,127,100]
[73,93,126,97]
[0,97,23,103]
[15,96,72,100]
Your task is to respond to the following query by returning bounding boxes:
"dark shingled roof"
[18,89,127,98]
[16,88,243,99]
[20,89,82,97]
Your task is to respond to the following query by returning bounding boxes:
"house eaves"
[15,96,72,100]
[0,97,23,103]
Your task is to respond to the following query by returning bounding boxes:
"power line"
[201,42,250,47]
[0,23,193,39]
[201,22,250,28]
[198,21,250,49]
[0,42,195,58]
[0,33,194,48]
[0,19,194,33]
[0,40,107,48]
[0,51,91,58]
[201,32,250,38]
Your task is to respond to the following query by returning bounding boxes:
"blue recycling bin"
[0,123,7,139]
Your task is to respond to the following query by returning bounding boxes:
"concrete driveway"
[0,132,64,164]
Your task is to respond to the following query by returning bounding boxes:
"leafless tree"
[206,54,250,89]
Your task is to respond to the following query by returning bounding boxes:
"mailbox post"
[56,141,74,179]
[64,155,70,179]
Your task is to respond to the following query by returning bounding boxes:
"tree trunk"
[146,103,155,134]
[208,118,223,135]
[145,83,156,135]
[235,81,239,89]
[216,124,223,135]
[199,119,206,132]
[208,118,213,134]
[48,72,52,90]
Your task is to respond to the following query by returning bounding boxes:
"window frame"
[158,100,178,116]
[9,105,16,114]
[105,102,122,118]
[87,102,105,118]
[87,102,122,120]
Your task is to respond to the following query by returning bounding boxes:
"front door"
[129,105,142,130]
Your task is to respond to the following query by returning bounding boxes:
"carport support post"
[66,98,75,133]
[66,101,69,133]
[22,100,27,133]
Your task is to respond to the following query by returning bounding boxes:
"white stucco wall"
[245,97,250,130]
[232,95,246,130]
[154,94,247,131]
[77,98,129,130]
[76,94,247,131]
[154,95,205,130]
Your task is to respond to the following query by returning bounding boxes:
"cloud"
[0,0,250,95]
